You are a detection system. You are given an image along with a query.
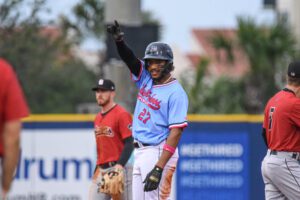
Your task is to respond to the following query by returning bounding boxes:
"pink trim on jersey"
[153,80,177,88]
[169,122,188,129]
[130,60,143,82]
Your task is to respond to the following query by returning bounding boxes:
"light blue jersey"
[131,61,188,145]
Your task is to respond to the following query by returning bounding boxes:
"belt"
[134,142,151,148]
[270,150,300,161]
[98,161,117,169]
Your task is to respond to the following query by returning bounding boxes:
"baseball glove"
[99,168,124,196]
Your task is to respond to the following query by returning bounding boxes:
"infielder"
[88,78,134,200]
[261,61,300,199]
[107,21,188,200]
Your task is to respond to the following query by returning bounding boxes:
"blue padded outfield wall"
[177,115,266,200]
[10,114,266,200]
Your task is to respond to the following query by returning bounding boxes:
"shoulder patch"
[127,124,132,131]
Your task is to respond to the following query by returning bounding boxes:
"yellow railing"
[22,114,96,122]
[23,114,263,123]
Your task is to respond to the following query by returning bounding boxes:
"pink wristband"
[163,144,176,154]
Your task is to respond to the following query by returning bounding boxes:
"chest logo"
[138,85,161,110]
[94,126,114,137]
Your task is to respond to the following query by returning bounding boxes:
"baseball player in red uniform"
[261,61,300,199]
[88,78,134,200]
[0,59,29,199]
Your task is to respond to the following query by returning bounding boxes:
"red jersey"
[94,104,132,165]
[263,89,300,152]
[0,59,29,156]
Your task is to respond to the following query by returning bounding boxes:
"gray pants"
[261,150,300,200]
[88,164,132,200]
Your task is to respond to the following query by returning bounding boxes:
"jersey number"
[268,107,275,130]
[138,108,151,124]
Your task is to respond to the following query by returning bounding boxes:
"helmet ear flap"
[163,61,174,74]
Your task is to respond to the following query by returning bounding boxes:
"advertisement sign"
[177,131,249,200]
[7,115,265,200]
[9,128,95,200]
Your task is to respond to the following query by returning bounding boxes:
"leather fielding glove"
[143,166,163,192]
[107,20,124,41]
[98,167,124,195]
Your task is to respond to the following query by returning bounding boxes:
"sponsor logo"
[15,157,93,180]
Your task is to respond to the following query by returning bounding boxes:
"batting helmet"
[143,42,174,74]
[143,42,173,62]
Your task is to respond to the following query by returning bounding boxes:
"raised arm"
[107,20,141,77]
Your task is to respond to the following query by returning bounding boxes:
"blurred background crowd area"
[1,0,300,114]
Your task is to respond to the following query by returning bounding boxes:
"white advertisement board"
[9,128,95,200]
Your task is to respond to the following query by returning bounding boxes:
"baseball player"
[0,58,29,199]
[107,21,188,200]
[261,61,300,199]
[88,78,134,200]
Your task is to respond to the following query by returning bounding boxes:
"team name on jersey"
[94,125,114,137]
[137,84,161,110]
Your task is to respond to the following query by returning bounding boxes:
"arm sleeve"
[118,112,132,139]
[117,136,134,166]
[262,105,269,147]
[117,111,133,166]
[262,106,269,130]
[168,88,189,129]
[115,40,141,77]
[261,128,268,148]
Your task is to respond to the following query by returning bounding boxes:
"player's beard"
[150,67,170,83]
[149,67,164,82]
[97,97,110,107]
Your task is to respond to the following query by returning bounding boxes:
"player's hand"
[143,166,163,192]
[107,20,124,41]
